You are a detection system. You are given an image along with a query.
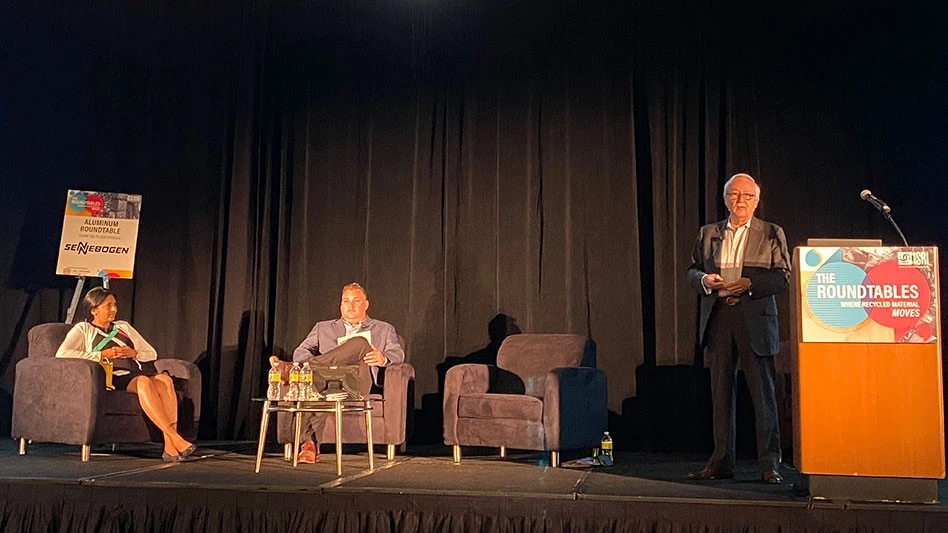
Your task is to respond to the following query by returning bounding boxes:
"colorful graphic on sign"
[798,247,939,343]
[56,190,142,279]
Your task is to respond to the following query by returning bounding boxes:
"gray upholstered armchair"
[443,333,607,467]
[275,362,415,460]
[11,323,202,461]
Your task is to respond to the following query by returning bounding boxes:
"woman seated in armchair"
[56,287,196,462]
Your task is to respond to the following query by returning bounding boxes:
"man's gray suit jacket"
[293,316,405,384]
[686,217,791,356]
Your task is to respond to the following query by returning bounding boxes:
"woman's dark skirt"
[113,360,159,390]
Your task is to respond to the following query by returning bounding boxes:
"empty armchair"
[443,333,607,467]
[12,323,202,461]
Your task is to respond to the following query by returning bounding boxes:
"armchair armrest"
[442,364,492,445]
[12,357,106,445]
[154,359,202,423]
[542,367,607,450]
[379,363,414,443]
[154,358,200,381]
[380,362,414,403]
[444,363,491,396]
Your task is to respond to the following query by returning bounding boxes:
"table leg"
[255,400,271,473]
[335,401,343,475]
[365,400,374,470]
[293,402,303,467]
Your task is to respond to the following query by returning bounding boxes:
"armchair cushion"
[456,417,544,449]
[103,392,147,416]
[457,393,542,421]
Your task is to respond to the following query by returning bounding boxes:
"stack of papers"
[324,391,350,401]
[561,457,600,468]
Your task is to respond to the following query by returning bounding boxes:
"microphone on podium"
[859,188,908,246]
[860,189,891,214]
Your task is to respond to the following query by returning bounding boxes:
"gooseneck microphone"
[859,188,908,246]
[860,189,891,214]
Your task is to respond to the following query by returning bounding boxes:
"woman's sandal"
[179,444,198,459]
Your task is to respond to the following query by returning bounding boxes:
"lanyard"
[92,325,120,352]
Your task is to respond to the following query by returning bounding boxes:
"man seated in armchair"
[290,282,405,463]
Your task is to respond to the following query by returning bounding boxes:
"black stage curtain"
[1,1,946,441]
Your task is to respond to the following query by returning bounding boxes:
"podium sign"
[799,246,938,344]
[55,190,142,279]
[792,246,944,484]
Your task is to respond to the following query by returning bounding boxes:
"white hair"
[723,173,761,201]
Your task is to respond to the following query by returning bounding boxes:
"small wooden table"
[253,398,374,476]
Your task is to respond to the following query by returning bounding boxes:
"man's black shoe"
[761,469,783,484]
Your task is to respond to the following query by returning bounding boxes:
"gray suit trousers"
[706,302,781,472]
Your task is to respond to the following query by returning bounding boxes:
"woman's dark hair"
[82,287,115,322]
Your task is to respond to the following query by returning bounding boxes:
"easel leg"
[64,277,86,324]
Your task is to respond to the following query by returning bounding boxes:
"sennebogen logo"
[63,242,130,255]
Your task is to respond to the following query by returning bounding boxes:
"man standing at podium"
[686,173,791,484]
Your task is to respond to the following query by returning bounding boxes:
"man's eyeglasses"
[726,192,757,202]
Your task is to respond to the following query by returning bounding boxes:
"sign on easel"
[56,190,142,279]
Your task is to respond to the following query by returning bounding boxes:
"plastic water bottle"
[287,362,301,401]
[599,431,614,467]
[266,358,282,401]
[300,362,314,400]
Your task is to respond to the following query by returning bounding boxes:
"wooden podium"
[791,244,944,502]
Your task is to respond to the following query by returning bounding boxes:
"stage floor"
[3,440,947,532]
